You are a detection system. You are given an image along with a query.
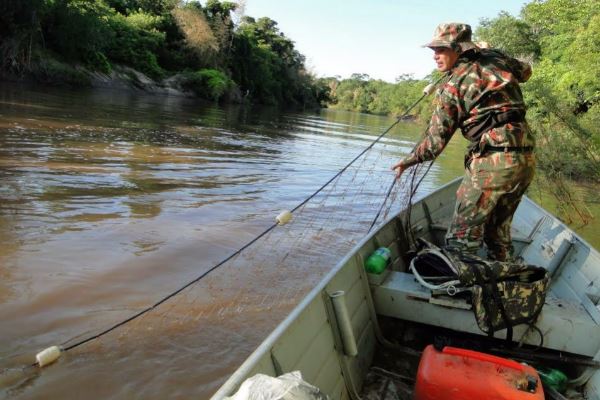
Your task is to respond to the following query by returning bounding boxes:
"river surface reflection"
[0,83,597,399]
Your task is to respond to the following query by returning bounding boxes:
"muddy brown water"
[0,83,597,399]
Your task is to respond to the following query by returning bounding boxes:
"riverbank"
[1,59,239,100]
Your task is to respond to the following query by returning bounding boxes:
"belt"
[483,146,534,153]
[463,109,526,142]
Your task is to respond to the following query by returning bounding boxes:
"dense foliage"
[0,0,328,107]
[324,72,443,120]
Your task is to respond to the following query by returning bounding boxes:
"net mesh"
[66,136,423,340]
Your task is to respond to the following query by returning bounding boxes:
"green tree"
[104,0,178,16]
[330,73,430,117]
[180,68,232,101]
[43,0,114,63]
[230,16,320,107]
[106,11,166,78]
[475,12,541,61]
[0,0,47,73]
[561,13,600,112]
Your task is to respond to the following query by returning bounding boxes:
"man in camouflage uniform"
[392,23,535,261]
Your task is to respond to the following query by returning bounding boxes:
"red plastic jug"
[414,345,545,400]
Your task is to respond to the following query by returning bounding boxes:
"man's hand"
[391,160,407,179]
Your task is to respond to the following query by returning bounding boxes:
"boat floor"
[360,349,417,400]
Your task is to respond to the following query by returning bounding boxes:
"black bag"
[410,240,550,341]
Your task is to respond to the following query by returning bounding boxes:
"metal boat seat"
[371,270,600,357]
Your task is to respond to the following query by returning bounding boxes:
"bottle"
[365,247,391,274]
[537,368,568,393]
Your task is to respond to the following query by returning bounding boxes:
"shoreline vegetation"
[2,0,598,222]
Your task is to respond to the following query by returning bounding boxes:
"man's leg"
[483,189,524,261]
[446,152,535,257]
[445,160,498,254]
[484,154,535,260]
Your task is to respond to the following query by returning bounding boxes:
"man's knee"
[484,222,513,261]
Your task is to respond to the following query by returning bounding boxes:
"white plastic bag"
[225,371,329,400]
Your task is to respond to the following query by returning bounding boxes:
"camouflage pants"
[445,151,535,261]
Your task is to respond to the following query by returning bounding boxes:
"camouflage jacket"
[404,48,535,166]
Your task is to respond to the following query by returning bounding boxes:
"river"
[0,83,598,399]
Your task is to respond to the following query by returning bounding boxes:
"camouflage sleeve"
[401,90,459,167]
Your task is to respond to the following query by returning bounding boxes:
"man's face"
[432,47,459,72]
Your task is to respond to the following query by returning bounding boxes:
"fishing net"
[1,115,433,398]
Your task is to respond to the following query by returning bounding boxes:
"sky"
[242,0,528,82]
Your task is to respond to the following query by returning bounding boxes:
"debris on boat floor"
[360,344,420,400]
[361,367,414,400]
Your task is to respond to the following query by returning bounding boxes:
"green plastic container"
[365,247,391,274]
[538,368,568,393]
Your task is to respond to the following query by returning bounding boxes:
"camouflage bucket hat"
[423,23,478,53]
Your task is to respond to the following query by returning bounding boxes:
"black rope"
[56,77,446,356]
[63,221,279,352]
[367,178,397,233]
[369,158,434,234]
[50,77,444,356]
[402,160,435,248]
